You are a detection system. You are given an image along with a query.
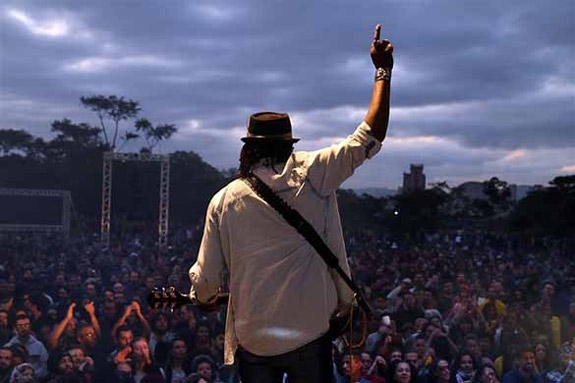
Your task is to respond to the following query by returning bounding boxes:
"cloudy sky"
[1,0,573,189]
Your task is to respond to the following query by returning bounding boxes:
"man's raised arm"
[365,23,394,142]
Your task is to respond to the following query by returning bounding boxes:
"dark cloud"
[1,0,573,188]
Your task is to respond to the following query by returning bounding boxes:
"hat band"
[245,132,294,139]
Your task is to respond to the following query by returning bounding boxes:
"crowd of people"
[0,227,573,383]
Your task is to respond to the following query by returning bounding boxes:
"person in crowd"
[45,351,81,383]
[429,359,451,383]
[479,283,507,320]
[53,288,73,321]
[190,354,221,383]
[0,311,11,347]
[502,349,543,383]
[424,323,458,361]
[74,324,108,381]
[473,365,499,383]
[189,323,213,360]
[82,282,99,305]
[388,361,417,383]
[124,271,142,303]
[173,304,198,346]
[404,351,421,372]
[112,301,151,343]
[335,351,362,383]
[114,361,135,383]
[3,315,48,378]
[48,303,78,351]
[388,349,403,365]
[462,334,482,364]
[358,351,386,383]
[131,337,164,383]
[393,293,425,332]
[186,375,210,383]
[453,352,479,383]
[102,289,115,304]
[530,302,562,350]
[438,283,456,315]
[96,299,118,352]
[66,344,94,380]
[365,316,394,354]
[544,342,575,383]
[0,347,13,383]
[149,313,175,368]
[533,339,555,377]
[22,293,52,340]
[209,329,236,382]
[561,302,575,344]
[449,315,478,348]
[109,326,134,365]
[163,337,190,383]
[8,363,35,383]
[8,346,27,370]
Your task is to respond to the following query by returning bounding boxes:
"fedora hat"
[241,112,299,142]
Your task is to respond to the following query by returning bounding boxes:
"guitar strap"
[242,173,372,315]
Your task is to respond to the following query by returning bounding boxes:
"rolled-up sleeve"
[189,193,226,304]
[306,122,382,195]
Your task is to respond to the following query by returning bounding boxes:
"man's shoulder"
[207,179,251,209]
[28,336,48,350]
[3,335,18,346]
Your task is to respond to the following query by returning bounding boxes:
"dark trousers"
[236,334,334,383]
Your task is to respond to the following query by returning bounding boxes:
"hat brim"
[241,136,299,143]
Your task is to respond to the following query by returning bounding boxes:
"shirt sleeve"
[188,192,227,304]
[38,343,49,378]
[306,122,382,196]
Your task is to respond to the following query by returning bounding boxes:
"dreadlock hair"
[238,140,294,178]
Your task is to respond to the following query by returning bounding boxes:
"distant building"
[509,184,540,202]
[402,164,426,193]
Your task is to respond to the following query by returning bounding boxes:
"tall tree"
[482,177,512,214]
[0,129,35,155]
[134,118,177,152]
[80,95,141,150]
[508,175,575,236]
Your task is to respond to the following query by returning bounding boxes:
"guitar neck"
[147,287,229,312]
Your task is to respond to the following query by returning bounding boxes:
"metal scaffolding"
[0,188,71,237]
[100,152,170,250]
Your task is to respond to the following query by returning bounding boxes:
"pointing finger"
[373,24,381,42]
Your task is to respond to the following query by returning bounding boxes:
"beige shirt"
[189,122,382,364]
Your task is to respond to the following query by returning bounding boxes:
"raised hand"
[122,304,133,317]
[66,302,77,320]
[370,24,394,70]
[84,301,96,316]
[374,355,387,368]
[114,346,132,364]
[131,300,143,316]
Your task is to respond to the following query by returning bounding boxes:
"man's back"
[191,123,381,362]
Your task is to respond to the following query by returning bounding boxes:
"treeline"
[0,96,228,232]
[0,95,573,241]
[337,175,575,242]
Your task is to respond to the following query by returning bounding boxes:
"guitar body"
[149,287,367,348]
[328,308,354,339]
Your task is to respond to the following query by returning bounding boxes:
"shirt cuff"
[350,121,382,159]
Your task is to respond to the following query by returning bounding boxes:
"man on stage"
[189,23,394,383]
